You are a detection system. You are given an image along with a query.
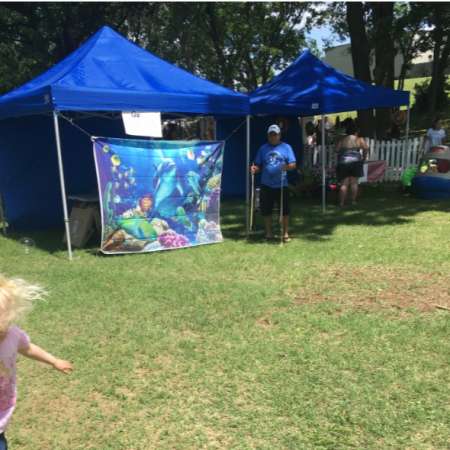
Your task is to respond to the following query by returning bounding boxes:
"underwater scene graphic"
[93,137,224,254]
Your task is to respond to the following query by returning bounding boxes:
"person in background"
[389,114,402,139]
[163,122,178,140]
[334,116,346,142]
[424,118,447,152]
[335,120,369,207]
[315,119,322,146]
[250,124,296,242]
[305,121,316,147]
[324,116,333,144]
[389,110,404,140]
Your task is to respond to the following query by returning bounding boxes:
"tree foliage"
[326,1,449,133]
[0,2,319,94]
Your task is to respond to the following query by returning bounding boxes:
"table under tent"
[243,50,410,233]
[0,25,250,259]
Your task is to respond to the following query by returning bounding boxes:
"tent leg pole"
[405,105,410,141]
[245,115,251,238]
[403,105,411,171]
[321,115,326,213]
[53,112,73,260]
[405,104,410,144]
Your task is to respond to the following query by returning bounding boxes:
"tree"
[422,3,450,115]
[0,2,143,94]
[0,2,318,95]
[328,2,431,137]
[393,3,426,92]
[346,2,374,136]
[370,2,395,137]
[138,2,315,91]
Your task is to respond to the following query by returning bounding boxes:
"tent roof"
[250,50,409,116]
[0,26,249,119]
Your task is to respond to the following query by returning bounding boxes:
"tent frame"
[53,112,73,260]
[0,26,250,260]
[245,115,251,237]
[321,116,326,213]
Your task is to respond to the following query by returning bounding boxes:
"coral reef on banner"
[94,139,224,253]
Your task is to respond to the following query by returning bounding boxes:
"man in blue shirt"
[251,124,297,242]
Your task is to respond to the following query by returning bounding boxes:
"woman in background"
[335,120,369,207]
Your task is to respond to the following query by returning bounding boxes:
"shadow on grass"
[221,184,450,242]
[2,228,102,256]
[4,184,450,253]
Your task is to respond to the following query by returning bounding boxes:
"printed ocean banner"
[93,137,224,254]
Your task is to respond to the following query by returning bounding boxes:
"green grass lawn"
[1,186,449,449]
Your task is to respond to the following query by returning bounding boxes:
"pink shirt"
[0,326,30,432]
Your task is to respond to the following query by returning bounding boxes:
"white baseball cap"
[267,124,281,135]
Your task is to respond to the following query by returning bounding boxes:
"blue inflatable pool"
[412,175,450,200]
[412,146,450,200]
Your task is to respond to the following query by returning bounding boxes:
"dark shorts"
[336,161,364,182]
[260,185,290,216]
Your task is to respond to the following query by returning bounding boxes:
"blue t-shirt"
[254,142,296,188]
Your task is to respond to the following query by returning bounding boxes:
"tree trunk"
[205,4,234,88]
[346,2,374,137]
[432,38,450,112]
[372,2,395,139]
[427,5,450,114]
[397,32,417,92]
[397,64,407,92]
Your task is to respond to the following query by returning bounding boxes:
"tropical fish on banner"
[93,137,224,254]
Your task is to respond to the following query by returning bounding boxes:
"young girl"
[0,274,73,449]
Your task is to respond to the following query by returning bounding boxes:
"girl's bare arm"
[19,343,73,374]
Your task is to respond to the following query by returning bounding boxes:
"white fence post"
[401,138,408,172]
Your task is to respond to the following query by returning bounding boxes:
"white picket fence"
[304,137,424,182]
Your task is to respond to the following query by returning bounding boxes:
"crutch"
[279,169,284,247]
[250,169,255,231]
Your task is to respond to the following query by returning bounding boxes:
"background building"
[323,43,445,79]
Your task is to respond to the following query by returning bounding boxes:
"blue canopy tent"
[248,49,410,223]
[0,25,250,258]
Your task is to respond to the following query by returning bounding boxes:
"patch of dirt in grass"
[256,317,274,328]
[178,329,202,339]
[85,391,121,423]
[115,385,137,399]
[12,390,110,449]
[294,265,450,313]
[132,353,177,382]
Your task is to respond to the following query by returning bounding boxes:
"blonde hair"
[0,274,46,331]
